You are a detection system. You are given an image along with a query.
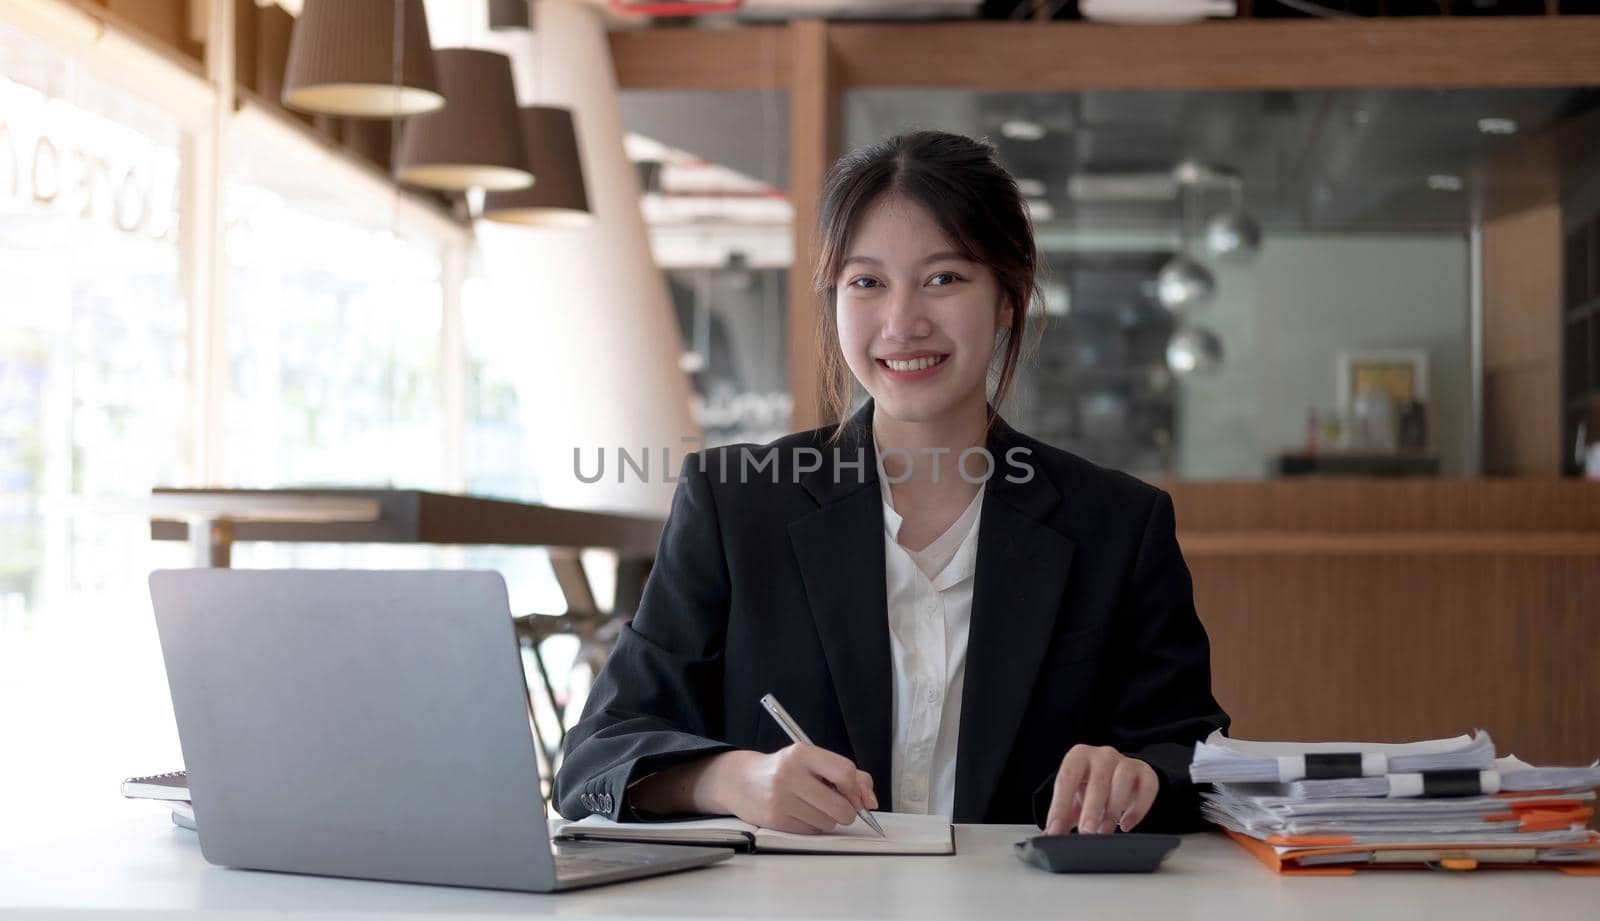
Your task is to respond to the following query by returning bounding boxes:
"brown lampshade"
[394,48,532,192]
[489,0,532,30]
[482,106,592,228]
[281,0,443,119]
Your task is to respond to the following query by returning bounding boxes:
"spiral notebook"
[559,811,954,855]
[120,770,189,802]
[121,770,196,829]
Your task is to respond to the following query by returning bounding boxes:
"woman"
[554,130,1228,836]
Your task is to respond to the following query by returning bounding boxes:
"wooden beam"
[611,19,1600,92]
[786,19,837,433]
[830,19,1600,90]
[609,25,790,91]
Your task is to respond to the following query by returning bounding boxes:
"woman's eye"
[848,277,880,289]
[929,272,960,286]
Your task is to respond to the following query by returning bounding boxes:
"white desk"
[1,810,1594,920]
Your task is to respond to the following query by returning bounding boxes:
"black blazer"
[553,401,1229,830]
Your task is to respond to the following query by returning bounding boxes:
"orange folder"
[1223,829,1600,877]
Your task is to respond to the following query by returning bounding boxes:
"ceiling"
[619,91,790,200]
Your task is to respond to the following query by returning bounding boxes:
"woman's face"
[835,194,1010,427]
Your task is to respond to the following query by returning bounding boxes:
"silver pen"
[759,693,887,838]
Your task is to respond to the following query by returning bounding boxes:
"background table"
[1,809,1594,920]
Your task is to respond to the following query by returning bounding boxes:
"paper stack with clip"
[1189,730,1600,875]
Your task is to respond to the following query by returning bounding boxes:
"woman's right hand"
[705,745,878,834]
[636,744,877,834]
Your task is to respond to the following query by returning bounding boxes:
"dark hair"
[810,130,1044,440]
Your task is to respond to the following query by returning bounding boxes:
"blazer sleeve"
[1031,489,1230,833]
[551,452,737,821]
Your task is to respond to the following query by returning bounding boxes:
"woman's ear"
[998,298,1015,328]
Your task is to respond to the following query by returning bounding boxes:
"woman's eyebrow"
[841,250,970,268]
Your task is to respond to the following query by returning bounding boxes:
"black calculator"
[1014,833,1181,873]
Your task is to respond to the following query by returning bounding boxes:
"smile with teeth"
[880,354,948,372]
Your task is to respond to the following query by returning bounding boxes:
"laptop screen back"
[149,569,555,891]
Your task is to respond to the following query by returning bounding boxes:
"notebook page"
[562,814,758,846]
[752,811,953,855]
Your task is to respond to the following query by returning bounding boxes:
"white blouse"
[878,472,984,818]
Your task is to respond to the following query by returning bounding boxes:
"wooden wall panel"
[1170,479,1600,765]
[232,0,257,95]
[1485,368,1561,478]
[1190,554,1599,765]
[1483,204,1563,475]
[253,2,297,119]
[1165,479,1600,533]
[100,0,201,63]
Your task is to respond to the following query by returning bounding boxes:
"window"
[0,21,190,827]
[224,120,447,490]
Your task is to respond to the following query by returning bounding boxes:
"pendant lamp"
[1166,325,1224,376]
[482,105,593,227]
[489,0,532,30]
[281,0,444,119]
[394,48,533,192]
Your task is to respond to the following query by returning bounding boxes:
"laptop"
[147,568,732,892]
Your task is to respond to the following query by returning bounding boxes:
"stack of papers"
[1189,731,1600,874]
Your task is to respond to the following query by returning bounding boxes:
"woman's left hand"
[1043,744,1158,835]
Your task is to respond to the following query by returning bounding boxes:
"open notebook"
[559,811,954,855]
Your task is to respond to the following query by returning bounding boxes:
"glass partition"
[621,89,794,447]
[842,87,1598,478]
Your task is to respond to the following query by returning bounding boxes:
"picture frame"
[1335,348,1429,412]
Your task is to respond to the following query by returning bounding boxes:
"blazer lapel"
[952,417,1076,822]
[787,402,894,799]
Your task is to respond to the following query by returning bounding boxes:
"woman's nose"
[882,288,930,340]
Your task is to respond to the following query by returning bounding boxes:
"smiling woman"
[554,129,1228,837]
[812,131,1043,439]
[834,198,1007,431]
